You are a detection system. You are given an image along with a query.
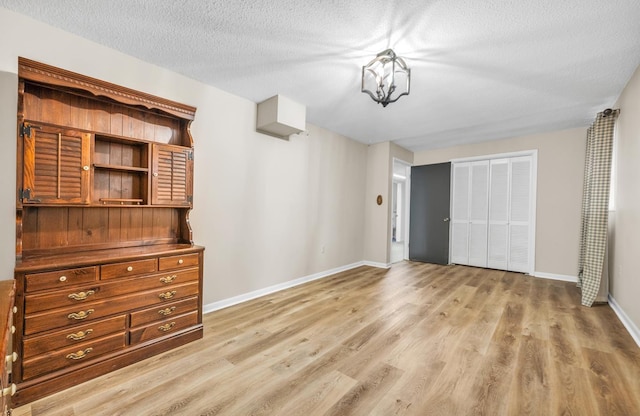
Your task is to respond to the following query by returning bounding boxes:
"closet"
[450,153,535,273]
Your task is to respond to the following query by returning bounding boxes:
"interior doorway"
[391,159,411,263]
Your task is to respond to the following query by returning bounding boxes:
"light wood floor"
[13,262,640,415]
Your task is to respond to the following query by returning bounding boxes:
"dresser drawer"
[100,258,157,280]
[22,332,126,380]
[25,267,98,292]
[130,296,199,327]
[23,315,127,359]
[158,253,199,271]
[130,311,199,345]
[24,281,200,335]
[25,267,200,314]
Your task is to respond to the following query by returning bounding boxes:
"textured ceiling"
[2,0,640,151]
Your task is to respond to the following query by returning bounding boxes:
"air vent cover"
[256,95,306,139]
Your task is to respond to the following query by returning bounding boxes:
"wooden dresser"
[12,58,204,406]
[0,280,16,415]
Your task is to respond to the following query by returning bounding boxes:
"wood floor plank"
[414,346,486,415]
[322,364,404,416]
[583,347,640,415]
[275,370,357,416]
[507,334,550,416]
[13,263,640,416]
[369,356,446,416]
[549,357,600,415]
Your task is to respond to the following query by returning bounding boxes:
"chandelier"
[361,49,410,107]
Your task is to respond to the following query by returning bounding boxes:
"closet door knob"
[444,218,450,222]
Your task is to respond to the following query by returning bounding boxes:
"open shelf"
[93,135,150,205]
[93,163,149,173]
[99,198,144,205]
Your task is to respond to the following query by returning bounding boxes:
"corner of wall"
[363,142,392,264]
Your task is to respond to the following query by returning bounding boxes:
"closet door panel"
[489,160,509,222]
[468,223,488,267]
[468,161,489,267]
[450,164,470,264]
[451,223,469,264]
[451,164,470,221]
[509,224,529,272]
[488,224,508,269]
[508,156,532,272]
[470,162,489,221]
[488,159,510,270]
[510,157,531,222]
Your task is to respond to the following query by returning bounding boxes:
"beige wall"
[414,127,587,277]
[0,70,16,280]
[0,8,367,305]
[611,63,640,334]
[363,142,413,265]
[363,142,391,264]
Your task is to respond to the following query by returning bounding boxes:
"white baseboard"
[203,261,366,314]
[362,261,392,269]
[533,271,578,282]
[608,294,640,348]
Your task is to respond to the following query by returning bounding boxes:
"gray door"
[409,162,451,264]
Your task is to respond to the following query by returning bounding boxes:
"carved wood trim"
[18,57,196,120]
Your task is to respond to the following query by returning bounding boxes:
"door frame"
[449,150,538,275]
[391,158,412,262]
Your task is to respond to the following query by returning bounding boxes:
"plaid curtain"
[577,109,619,306]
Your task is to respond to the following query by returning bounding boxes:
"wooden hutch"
[12,58,204,406]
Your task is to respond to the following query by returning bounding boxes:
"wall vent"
[256,95,306,139]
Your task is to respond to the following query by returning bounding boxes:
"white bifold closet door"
[487,159,510,270]
[451,155,533,273]
[507,156,532,272]
[450,161,489,267]
[450,164,470,265]
[469,162,489,267]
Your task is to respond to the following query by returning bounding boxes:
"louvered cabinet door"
[151,144,193,206]
[22,124,91,204]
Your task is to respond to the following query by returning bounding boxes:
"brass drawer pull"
[5,352,18,365]
[1,384,16,397]
[68,290,96,301]
[68,309,94,320]
[159,274,177,284]
[158,322,176,332]
[66,348,93,360]
[158,306,176,316]
[178,259,184,265]
[127,266,133,272]
[159,291,177,300]
[67,329,94,341]
[59,275,67,282]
